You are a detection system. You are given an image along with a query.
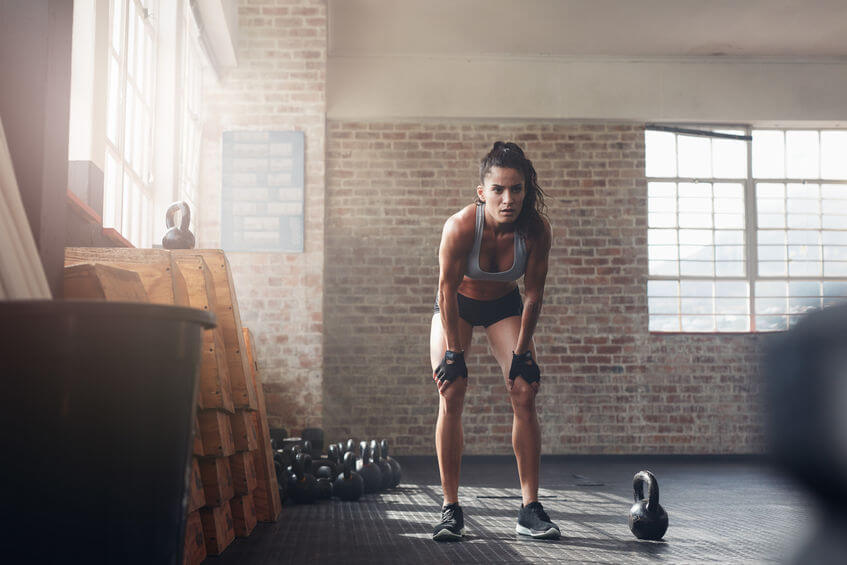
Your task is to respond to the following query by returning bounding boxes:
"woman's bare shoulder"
[442,204,477,238]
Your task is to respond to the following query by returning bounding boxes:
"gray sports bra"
[465,202,528,282]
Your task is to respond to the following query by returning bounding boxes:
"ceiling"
[329,0,847,58]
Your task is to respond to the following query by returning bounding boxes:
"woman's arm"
[515,218,552,355]
[437,215,470,352]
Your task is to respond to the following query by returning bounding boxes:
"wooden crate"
[230,451,258,496]
[193,414,204,456]
[200,500,235,556]
[188,458,206,513]
[174,254,235,413]
[230,493,258,538]
[243,327,282,522]
[198,456,235,507]
[174,250,257,410]
[183,511,206,565]
[197,410,236,458]
[62,263,149,302]
[64,248,189,306]
[230,410,258,452]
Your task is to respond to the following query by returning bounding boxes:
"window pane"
[821,131,847,180]
[712,137,746,178]
[648,229,677,246]
[789,261,821,277]
[677,135,711,178]
[648,280,678,296]
[756,315,788,331]
[824,262,847,276]
[648,297,678,314]
[681,262,713,276]
[682,316,714,332]
[716,315,748,331]
[645,131,676,177]
[715,297,748,314]
[789,296,821,314]
[111,0,124,53]
[786,130,820,179]
[753,130,785,178]
[650,316,679,332]
[650,261,678,277]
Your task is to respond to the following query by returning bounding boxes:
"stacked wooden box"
[63,248,281,563]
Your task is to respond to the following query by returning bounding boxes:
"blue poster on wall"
[221,131,305,252]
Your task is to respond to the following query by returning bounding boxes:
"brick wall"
[199,0,326,432]
[324,120,772,455]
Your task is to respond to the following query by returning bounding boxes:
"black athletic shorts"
[433,287,523,328]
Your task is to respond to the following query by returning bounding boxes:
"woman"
[430,141,558,541]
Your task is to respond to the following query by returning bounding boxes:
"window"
[178,3,205,227]
[646,126,847,332]
[105,0,158,247]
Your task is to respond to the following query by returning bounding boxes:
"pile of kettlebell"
[270,428,402,505]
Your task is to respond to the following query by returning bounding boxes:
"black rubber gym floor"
[206,455,818,564]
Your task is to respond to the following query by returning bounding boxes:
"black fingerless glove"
[509,350,541,384]
[434,350,468,384]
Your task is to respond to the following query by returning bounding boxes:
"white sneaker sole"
[432,527,465,541]
[516,524,561,539]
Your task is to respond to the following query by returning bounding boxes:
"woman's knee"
[439,381,467,416]
[509,379,537,413]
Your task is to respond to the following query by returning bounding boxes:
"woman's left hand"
[509,350,541,385]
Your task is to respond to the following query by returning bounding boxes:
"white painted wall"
[327,0,847,123]
[327,55,847,124]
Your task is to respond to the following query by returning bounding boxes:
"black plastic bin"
[0,300,215,564]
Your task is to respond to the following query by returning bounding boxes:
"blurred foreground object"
[766,303,847,564]
[0,117,51,299]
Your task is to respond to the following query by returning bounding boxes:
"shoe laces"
[527,502,550,522]
[442,504,458,523]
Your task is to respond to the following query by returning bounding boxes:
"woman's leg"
[485,316,540,506]
[430,313,474,505]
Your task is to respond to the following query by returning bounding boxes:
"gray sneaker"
[516,501,560,539]
[432,503,465,541]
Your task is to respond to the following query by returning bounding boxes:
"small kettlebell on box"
[161,201,195,249]
[629,470,668,540]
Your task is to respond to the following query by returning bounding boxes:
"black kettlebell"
[358,442,382,494]
[371,439,394,490]
[628,470,668,540]
[332,451,364,501]
[161,201,195,249]
[381,439,402,488]
[290,453,318,504]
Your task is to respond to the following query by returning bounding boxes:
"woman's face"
[477,166,526,225]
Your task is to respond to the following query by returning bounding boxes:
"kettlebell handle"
[165,201,191,232]
[633,470,660,513]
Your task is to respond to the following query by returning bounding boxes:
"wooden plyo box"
[188,458,206,513]
[62,263,149,302]
[199,456,235,507]
[243,327,282,522]
[200,500,235,556]
[174,254,235,413]
[197,410,236,458]
[183,511,206,565]
[230,493,258,538]
[231,410,259,452]
[230,451,258,496]
[64,248,189,305]
[173,250,257,410]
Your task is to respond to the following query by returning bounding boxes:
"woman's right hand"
[433,350,468,393]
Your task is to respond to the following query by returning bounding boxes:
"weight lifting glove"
[509,350,541,384]
[434,350,468,384]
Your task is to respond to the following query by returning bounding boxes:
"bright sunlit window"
[178,2,206,230]
[104,0,158,247]
[646,126,847,333]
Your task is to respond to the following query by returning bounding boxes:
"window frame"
[646,124,847,333]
